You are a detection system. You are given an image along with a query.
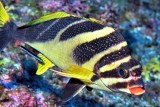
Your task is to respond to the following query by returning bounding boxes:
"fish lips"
[129,86,145,95]
[129,78,145,95]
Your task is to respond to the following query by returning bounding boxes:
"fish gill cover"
[0,0,159,107]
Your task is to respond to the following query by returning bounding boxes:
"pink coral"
[0,74,12,84]
[39,0,89,15]
[35,91,47,107]
[62,1,89,14]
[2,86,36,107]
[39,0,63,11]
[1,86,48,107]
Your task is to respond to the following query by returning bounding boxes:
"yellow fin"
[0,2,9,27]
[36,53,54,75]
[51,65,96,84]
[89,17,104,25]
[22,11,71,27]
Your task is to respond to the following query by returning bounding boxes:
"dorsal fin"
[19,11,104,28]
[20,11,71,27]
[89,17,104,25]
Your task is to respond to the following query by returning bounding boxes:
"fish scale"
[0,1,145,104]
[73,31,125,64]
[60,20,104,41]
[17,16,82,42]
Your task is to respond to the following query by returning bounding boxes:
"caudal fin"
[0,1,12,51]
[0,1,9,27]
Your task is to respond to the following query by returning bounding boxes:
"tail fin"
[0,1,9,27]
[0,1,12,51]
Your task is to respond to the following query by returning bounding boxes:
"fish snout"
[129,78,145,95]
[129,85,145,95]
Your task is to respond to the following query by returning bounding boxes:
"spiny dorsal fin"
[21,11,71,27]
[89,17,104,25]
[20,11,103,28]
[0,1,9,27]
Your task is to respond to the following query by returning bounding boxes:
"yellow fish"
[0,2,145,103]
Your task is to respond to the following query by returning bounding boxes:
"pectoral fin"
[61,78,86,103]
[36,53,54,75]
[51,65,98,84]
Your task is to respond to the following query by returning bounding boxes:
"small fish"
[0,2,145,103]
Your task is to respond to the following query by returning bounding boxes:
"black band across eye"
[118,68,129,78]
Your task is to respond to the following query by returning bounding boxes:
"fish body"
[0,2,145,103]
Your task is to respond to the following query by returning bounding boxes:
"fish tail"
[0,1,16,51]
[0,1,9,27]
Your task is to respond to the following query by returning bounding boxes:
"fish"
[0,1,145,103]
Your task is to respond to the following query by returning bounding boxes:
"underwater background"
[0,0,159,107]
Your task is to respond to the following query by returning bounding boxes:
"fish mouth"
[129,86,145,95]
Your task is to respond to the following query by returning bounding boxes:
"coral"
[0,0,160,107]
[39,0,89,15]
[0,50,60,106]
[0,86,50,107]
[142,56,160,81]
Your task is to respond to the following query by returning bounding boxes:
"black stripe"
[17,16,82,42]
[100,59,141,78]
[73,31,125,64]
[120,59,141,72]
[59,21,104,41]
[109,82,128,89]
[91,75,99,82]
[129,78,144,88]
[100,69,120,78]
[129,59,142,76]
[94,46,130,72]
[99,60,132,78]
[132,68,142,76]
[130,59,140,67]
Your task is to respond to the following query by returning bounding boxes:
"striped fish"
[0,2,145,103]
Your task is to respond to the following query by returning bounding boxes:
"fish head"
[117,58,145,95]
[99,58,145,95]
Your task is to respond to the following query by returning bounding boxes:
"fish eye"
[118,68,129,78]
